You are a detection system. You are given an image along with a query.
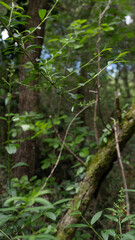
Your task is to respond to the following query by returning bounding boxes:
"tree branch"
[57,103,135,240]
[49,115,86,167]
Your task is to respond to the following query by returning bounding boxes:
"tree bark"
[57,103,135,240]
[13,0,48,178]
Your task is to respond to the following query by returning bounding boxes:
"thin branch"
[111,117,130,216]
[49,115,86,167]
[40,104,91,191]
[94,0,112,145]
[0,18,55,88]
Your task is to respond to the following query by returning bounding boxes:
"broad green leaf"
[101,229,116,240]
[34,234,57,239]
[121,214,135,223]
[14,235,57,240]
[0,1,11,10]
[21,124,30,131]
[106,208,117,213]
[14,236,31,239]
[48,38,59,42]
[5,144,17,154]
[124,189,135,192]
[0,214,12,226]
[76,167,85,176]
[104,214,118,222]
[121,232,135,240]
[14,5,24,10]
[0,164,6,169]
[45,212,56,220]
[0,207,19,212]
[11,162,29,169]
[0,117,7,121]
[66,224,88,228]
[24,206,51,212]
[101,230,109,240]
[26,44,42,50]
[91,210,103,225]
[4,196,26,206]
[5,93,12,105]
[39,9,46,20]
[66,184,74,191]
[117,51,129,59]
[36,190,52,196]
[78,83,85,87]
[70,210,81,216]
[67,68,73,73]
[41,161,50,169]
[79,147,89,158]
[29,236,35,240]
[54,198,71,205]
[34,197,54,208]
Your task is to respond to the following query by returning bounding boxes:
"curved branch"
[57,103,135,240]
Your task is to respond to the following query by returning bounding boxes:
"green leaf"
[4,196,26,206]
[41,161,50,169]
[121,214,135,223]
[0,1,11,10]
[67,68,73,73]
[121,232,135,240]
[91,210,103,225]
[5,144,17,154]
[14,5,24,10]
[36,189,52,196]
[54,198,71,206]
[5,93,12,105]
[70,210,81,216]
[45,212,56,220]
[101,230,109,240]
[39,9,46,20]
[21,124,31,131]
[79,147,89,158]
[11,162,29,169]
[76,167,85,176]
[34,234,58,240]
[24,206,51,212]
[116,51,129,59]
[101,229,116,240]
[66,224,88,228]
[0,164,6,169]
[0,207,19,212]
[66,184,74,191]
[34,197,54,208]
[29,236,35,240]
[124,189,135,192]
[104,214,118,222]
[14,234,57,240]
[0,117,7,121]
[0,214,12,226]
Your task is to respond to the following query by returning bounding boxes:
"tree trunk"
[13,0,48,178]
[57,103,135,240]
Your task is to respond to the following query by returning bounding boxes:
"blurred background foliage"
[0,0,135,239]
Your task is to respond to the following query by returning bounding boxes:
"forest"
[0,0,135,239]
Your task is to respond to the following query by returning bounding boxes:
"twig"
[0,18,55,88]
[94,0,112,145]
[111,117,130,216]
[49,115,86,167]
[40,104,91,191]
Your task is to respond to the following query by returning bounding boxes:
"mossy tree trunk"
[57,104,135,240]
[13,0,48,178]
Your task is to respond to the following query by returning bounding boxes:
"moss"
[57,104,135,240]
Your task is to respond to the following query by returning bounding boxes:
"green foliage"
[0,0,135,239]
[67,188,135,240]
